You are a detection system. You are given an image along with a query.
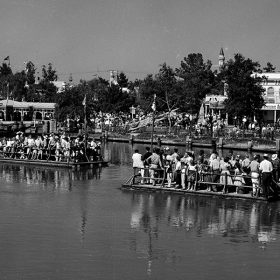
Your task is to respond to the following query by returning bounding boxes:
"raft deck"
[122,182,271,201]
[0,157,108,169]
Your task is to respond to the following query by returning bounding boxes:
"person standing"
[142,147,152,183]
[250,154,260,197]
[259,154,273,198]
[242,154,251,186]
[147,148,163,186]
[210,154,220,191]
[132,149,144,183]
[271,154,280,182]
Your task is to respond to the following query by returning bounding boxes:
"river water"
[0,142,280,280]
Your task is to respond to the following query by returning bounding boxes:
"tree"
[97,84,135,113]
[9,71,27,101]
[137,74,158,112]
[25,61,36,85]
[117,72,129,88]
[42,63,57,82]
[176,53,216,114]
[56,84,85,122]
[38,63,58,102]
[155,63,181,131]
[0,63,12,77]
[263,62,276,73]
[223,53,264,124]
[0,63,13,99]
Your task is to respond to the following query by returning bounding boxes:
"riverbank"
[92,133,277,153]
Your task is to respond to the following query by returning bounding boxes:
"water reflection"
[127,191,280,275]
[0,164,103,192]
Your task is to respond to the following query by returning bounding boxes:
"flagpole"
[83,93,87,133]
[150,94,156,151]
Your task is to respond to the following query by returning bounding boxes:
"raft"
[0,157,108,169]
[121,169,280,202]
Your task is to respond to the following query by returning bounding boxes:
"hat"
[263,153,269,158]
[164,147,170,151]
[272,154,278,161]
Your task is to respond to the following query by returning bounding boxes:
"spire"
[218,47,225,72]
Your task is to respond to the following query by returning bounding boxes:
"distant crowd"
[0,132,102,162]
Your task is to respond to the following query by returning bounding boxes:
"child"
[186,159,197,191]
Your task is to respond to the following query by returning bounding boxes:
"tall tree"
[155,63,181,131]
[42,63,58,82]
[25,61,36,85]
[117,72,129,88]
[176,53,215,114]
[0,63,13,99]
[137,74,158,112]
[38,63,58,102]
[223,53,264,123]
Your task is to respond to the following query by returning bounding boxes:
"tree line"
[0,53,277,124]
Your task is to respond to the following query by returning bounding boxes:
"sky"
[0,0,279,83]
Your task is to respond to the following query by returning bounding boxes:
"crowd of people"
[132,147,280,198]
[0,132,102,163]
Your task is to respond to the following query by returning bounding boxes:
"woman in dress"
[233,162,245,194]
[220,157,233,191]
[186,159,197,191]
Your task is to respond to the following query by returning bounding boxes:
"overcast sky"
[0,0,279,82]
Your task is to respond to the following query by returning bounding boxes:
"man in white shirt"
[132,149,144,183]
[259,154,273,198]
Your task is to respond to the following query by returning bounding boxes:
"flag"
[151,94,156,111]
[82,94,86,106]
[151,101,156,111]
[4,56,9,61]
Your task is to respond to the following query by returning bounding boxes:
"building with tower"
[198,48,280,124]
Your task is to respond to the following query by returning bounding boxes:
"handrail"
[129,166,273,197]
[0,149,102,163]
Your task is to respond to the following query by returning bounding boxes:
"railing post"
[186,136,192,149]
[223,172,227,194]
[217,137,223,150]
[276,139,280,155]
[194,169,198,191]
[157,137,162,147]
[129,134,134,144]
[247,140,253,153]
[161,168,166,188]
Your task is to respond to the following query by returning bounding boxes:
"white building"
[253,72,280,123]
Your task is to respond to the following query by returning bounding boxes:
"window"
[267,87,275,97]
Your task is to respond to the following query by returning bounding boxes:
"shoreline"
[94,135,277,153]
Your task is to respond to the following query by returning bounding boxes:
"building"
[253,72,280,123]
[0,100,56,122]
[200,49,280,124]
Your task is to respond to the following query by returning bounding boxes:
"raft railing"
[129,167,279,198]
[0,149,103,163]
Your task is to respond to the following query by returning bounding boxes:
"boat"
[0,157,108,169]
[122,168,279,202]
